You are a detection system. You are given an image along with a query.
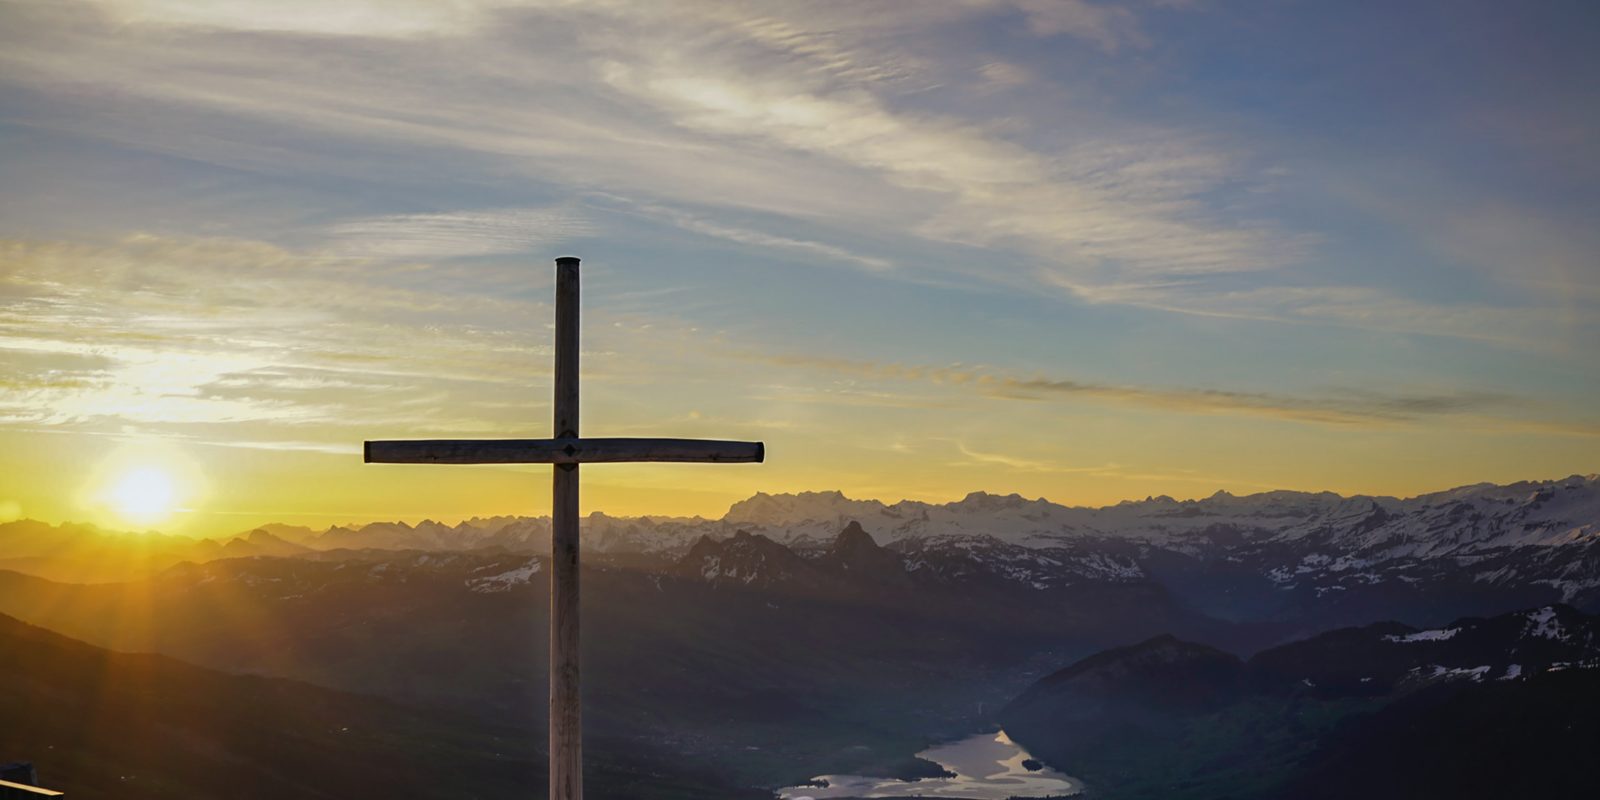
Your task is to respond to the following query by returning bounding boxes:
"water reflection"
[777,730,1080,799]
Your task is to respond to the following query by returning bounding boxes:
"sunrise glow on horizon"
[2,1,1597,537]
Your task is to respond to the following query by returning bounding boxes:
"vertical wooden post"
[362,252,762,799]
[550,256,582,800]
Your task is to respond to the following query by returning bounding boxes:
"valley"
[2,475,1598,797]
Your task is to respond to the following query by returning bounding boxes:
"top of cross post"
[555,256,581,267]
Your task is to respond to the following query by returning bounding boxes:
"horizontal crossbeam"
[364,437,764,465]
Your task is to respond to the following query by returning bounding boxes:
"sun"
[109,466,177,523]
[83,443,205,533]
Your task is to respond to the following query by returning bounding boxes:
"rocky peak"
[831,520,878,554]
[952,491,1031,511]
[246,529,291,546]
[674,530,817,588]
[683,533,722,563]
[723,490,888,526]
[222,529,312,558]
[822,520,910,588]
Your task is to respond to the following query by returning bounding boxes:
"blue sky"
[0,0,1596,533]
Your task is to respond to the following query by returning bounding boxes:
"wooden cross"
[363,256,764,800]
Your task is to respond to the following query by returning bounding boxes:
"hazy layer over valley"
[3,475,1599,797]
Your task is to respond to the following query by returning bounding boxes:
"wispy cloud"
[599,40,1294,279]
[952,442,1107,473]
[0,234,725,445]
[1045,276,1583,350]
[740,350,1597,433]
[988,375,1516,427]
[2,0,1589,356]
[326,206,593,259]
[0,0,1303,297]
[1000,0,1147,51]
[588,194,892,272]
[89,0,506,38]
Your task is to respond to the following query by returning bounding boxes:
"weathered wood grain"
[363,437,765,465]
[550,256,582,800]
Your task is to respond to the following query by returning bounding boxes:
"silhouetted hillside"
[1279,669,1600,800]
[0,524,1206,788]
[1000,605,1600,799]
[0,612,763,799]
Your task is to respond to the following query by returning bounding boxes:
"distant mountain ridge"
[4,474,1598,630]
[287,474,1600,629]
[8,473,1596,553]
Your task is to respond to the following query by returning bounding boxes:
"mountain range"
[2,473,1598,797]
[1000,604,1600,799]
[8,475,1598,628]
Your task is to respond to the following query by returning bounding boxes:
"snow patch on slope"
[1384,628,1460,643]
[466,560,541,593]
[1525,606,1565,640]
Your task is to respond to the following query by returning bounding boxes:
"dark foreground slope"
[0,542,1204,788]
[1279,668,1600,800]
[1000,605,1600,800]
[0,613,761,800]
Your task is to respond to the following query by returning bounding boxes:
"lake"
[777,729,1081,799]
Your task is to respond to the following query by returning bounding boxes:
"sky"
[1,0,1597,536]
